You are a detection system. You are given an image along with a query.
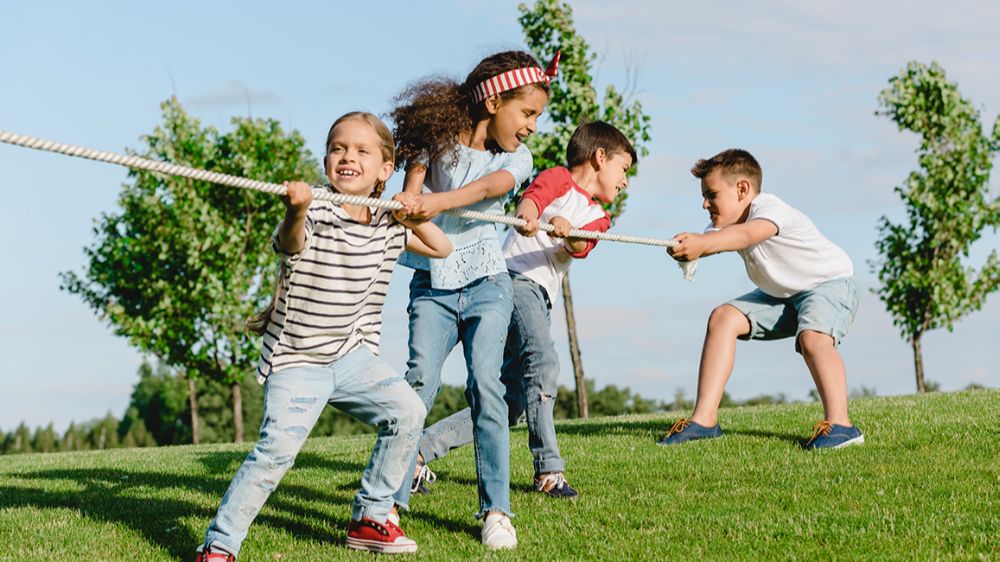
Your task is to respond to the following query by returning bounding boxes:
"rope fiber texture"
[0,129,696,280]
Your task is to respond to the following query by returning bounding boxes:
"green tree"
[61,422,87,452]
[62,98,322,441]
[128,361,190,445]
[86,414,121,450]
[118,407,155,448]
[31,423,59,453]
[873,61,1000,393]
[5,423,33,454]
[517,0,652,417]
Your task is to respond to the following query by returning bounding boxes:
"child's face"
[701,169,750,227]
[324,118,393,196]
[593,150,633,204]
[485,85,549,152]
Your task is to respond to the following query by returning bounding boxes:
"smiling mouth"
[337,169,360,178]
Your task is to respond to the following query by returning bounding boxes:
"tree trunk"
[231,381,244,443]
[561,273,589,419]
[187,375,201,445]
[912,332,926,394]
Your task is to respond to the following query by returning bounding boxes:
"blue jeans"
[393,270,514,519]
[419,272,565,476]
[203,346,426,557]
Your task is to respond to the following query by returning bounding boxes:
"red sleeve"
[520,167,573,215]
[567,212,611,259]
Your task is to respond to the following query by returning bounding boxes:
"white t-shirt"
[712,193,853,298]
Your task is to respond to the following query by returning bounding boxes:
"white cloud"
[185,81,282,111]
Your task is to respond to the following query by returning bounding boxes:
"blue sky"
[1,1,997,431]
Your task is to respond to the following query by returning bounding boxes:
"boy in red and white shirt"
[411,122,637,499]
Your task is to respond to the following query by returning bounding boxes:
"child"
[661,148,862,449]
[388,50,556,550]
[412,121,636,499]
[194,112,452,561]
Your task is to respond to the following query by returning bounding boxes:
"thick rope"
[0,129,696,279]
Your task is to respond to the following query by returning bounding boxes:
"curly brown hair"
[391,50,550,170]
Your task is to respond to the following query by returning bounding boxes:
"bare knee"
[798,330,834,357]
[707,305,750,338]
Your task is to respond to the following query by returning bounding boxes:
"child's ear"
[323,154,332,176]
[590,147,607,170]
[484,94,502,115]
[736,178,752,200]
[378,160,394,184]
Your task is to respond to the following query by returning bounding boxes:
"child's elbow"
[432,240,453,258]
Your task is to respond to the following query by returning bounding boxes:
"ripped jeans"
[419,272,565,476]
[202,346,426,557]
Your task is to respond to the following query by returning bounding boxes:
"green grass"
[1,390,997,561]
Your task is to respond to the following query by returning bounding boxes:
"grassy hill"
[1,389,997,561]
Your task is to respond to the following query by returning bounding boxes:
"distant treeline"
[5,362,980,455]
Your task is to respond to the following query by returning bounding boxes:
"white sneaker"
[481,512,517,550]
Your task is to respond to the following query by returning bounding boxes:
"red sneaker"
[346,518,418,554]
[194,548,235,562]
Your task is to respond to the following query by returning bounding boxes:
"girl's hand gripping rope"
[391,192,419,222]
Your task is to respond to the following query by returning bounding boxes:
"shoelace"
[418,464,437,484]
[536,472,569,491]
[806,421,833,446]
[668,418,691,435]
[411,462,437,492]
[485,514,515,535]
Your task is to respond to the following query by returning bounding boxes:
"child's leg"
[391,272,461,508]
[458,273,515,518]
[798,331,850,426]
[793,276,860,427]
[417,334,525,465]
[327,347,427,523]
[202,366,332,557]
[508,275,564,476]
[690,304,752,427]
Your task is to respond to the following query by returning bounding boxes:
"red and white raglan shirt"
[502,166,611,301]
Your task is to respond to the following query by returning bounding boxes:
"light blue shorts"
[726,276,860,353]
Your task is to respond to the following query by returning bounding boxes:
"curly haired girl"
[388,50,557,550]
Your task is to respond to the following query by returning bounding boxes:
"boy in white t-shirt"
[661,149,863,449]
[411,122,636,497]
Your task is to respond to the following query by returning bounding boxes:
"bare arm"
[402,165,427,196]
[276,181,313,254]
[390,192,452,258]
[547,215,589,254]
[667,219,778,261]
[409,169,517,219]
[513,198,541,237]
[400,219,453,258]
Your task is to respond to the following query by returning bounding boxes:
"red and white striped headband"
[470,51,561,104]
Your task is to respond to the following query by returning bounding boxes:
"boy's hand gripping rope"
[0,130,697,280]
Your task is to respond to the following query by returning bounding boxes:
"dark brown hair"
[565,121,638,168]
[690,148,762,192]
[391,50,550,169]
[325,111,395,198]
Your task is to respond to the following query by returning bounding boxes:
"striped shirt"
[256,193,408,381]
